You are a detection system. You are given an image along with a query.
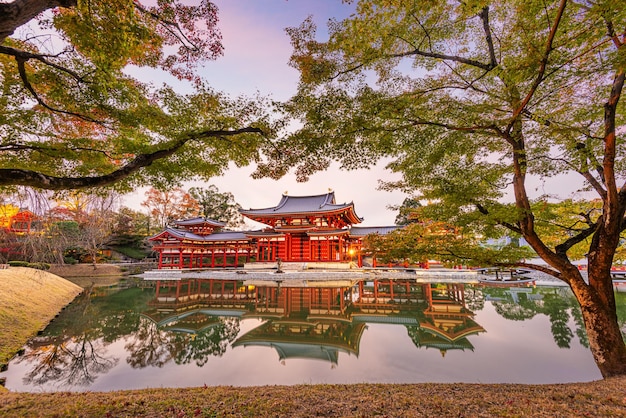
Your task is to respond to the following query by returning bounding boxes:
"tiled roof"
[172,217,225,227]
[307,229,350,236]
[150,228,250,242]
[240,192,361,219]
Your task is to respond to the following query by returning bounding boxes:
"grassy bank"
[0,267,82,368]
[1,267,625,417]
[1,378,625,417]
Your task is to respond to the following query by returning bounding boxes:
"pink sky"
[125,0,408,227]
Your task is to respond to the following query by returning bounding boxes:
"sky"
[124,0,409,228]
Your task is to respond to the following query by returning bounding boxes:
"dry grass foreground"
[0,267,82,367]
[0,378,625,417]
[1,267,625,417]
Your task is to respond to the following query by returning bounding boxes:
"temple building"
[149,191,397,269]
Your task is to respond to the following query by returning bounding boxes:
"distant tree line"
[0,185,243,266]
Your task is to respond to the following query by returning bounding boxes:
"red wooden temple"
[149,192,397,269]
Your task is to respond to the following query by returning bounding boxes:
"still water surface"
[2,277,625,392]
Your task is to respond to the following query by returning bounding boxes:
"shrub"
[8,261,29,267]
[27,262,50,270]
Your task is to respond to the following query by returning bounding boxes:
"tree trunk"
[568,271,626,378]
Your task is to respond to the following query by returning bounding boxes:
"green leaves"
[283,0,626,271]
[1,0,267,191]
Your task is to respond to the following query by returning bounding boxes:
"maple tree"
[142,187,199,229]
[281,0,626,377]
[0,0,270,191]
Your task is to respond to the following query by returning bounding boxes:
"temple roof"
[240,192,363,223]
[307,229,350,237]
[172,217,226,228]
[149,228,250,242]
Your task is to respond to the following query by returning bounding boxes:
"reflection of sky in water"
[1,285,607,392]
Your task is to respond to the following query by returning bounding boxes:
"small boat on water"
[476,267,536,286]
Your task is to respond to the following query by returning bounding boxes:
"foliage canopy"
[0,0,273,191]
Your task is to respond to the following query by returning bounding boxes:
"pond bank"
[0,267,82,370]
[1,266,625,417]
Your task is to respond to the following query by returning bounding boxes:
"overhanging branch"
[0,126,264,190]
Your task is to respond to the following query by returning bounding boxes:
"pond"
[2,277,625,392]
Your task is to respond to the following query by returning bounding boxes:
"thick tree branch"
[0,0,77,42]
[389,48,495,71]
[473,201,522,234]
[478,6,498,69]
[602,68,625,208]
[15,56,101,123]
[0,45,85,82]
[0,126,264,190]
[554,222,598,258]
[405,118,503,136]
[513,262,564,281]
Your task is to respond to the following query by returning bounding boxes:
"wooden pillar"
[178,247,183,269]
[374,279,379,301]
[158,251,163,269]
[358,280,364,302]
[340,288,344,311]
[211,249,215,268]
[338,236,343,261]
[327,289,331,311]
[223,245,227,267]
[234,243,239,266]
[155,280,161,298]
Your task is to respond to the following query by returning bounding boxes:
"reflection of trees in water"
[125,316,241,368]
[125,317,174,368]
[464,286,485,311]
[18,335,117,387]
[172,317,240,366]
[15,287,151,388]
[487,287,587,349]
[493,300,536,321]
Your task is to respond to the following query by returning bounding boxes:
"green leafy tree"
[280,0,626,377]
[110,207,151,247]
[364,220,533,267]
[393,197,421,226]
[0,0,270,191]
[188,185,245,228]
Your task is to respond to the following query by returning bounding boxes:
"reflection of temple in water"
[143,278,485,366]
[411,283,485,355]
